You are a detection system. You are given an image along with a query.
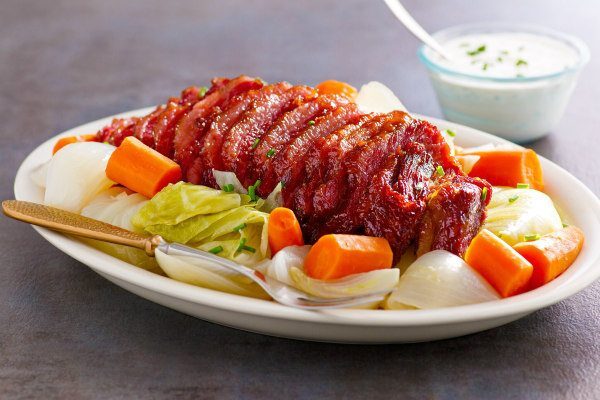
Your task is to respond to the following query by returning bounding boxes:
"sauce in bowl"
[438,33,580,79]
[418,24,589,142]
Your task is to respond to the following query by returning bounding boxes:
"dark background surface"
[1,0,599,398]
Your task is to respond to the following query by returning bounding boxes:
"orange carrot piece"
[304,234,393,280]
[464,149,544,190]
[315,80,358,100]
[464,229,533,297]
[105,136,181,198]
[513,226,584,289]
[268,207,304,255]
[52,134,97,154]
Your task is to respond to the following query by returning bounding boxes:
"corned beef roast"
[97,75,491,258]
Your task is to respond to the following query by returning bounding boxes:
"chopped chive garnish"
[516,183,530,189]
[266,148,276,158]
[308,120,315,126]
[236,237,255,253]
[241,244,256,253]
[497,56,503,62]
[223,183,234,192]
[444,129,456,137]
[236,237,247,253]
[562,223,569,228]
[516,59,528,67]
[482,63,489,71]
[524,234,541,242]
[247,179,262,202]
[481,187,488,202]
[436,165,445,177]
[508,194,519,203]
[280,180,286,188]
[467,45,486,56]
[252,138,260,149]
[248,185,257,202]
[208,245,223,254]
[232,223,247,232]
[198,86,209,98]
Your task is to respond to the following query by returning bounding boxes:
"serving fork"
[2,200,388,310]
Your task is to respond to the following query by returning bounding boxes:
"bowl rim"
[417,22,591,83]
[13,107,600,328]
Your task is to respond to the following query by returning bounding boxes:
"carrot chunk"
[513,226,584,289]
[268,207,304,255]
[315,80,358,100]
[52,134,97,154]
[105,136,182,198]
[304,234,393,280]
[464,229,533,297]
[464,149,544,190]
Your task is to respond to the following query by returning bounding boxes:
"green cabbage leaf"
[132,182,270,265]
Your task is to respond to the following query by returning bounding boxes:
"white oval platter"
[13,107,600,343]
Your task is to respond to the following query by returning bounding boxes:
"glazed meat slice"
[96,85,204,147]
[291,114,373,220]
[133,105,166,147]
[305,113,395,222]
[222,85,316,184]
[417,175,491,257]
[252,95,345,192]
[312,111,413,240]
[153,102,191,157]
[363,143,435,257]
[188,83,291,185]
[173,75,264,174]
[263,102,362,198]
[96,117,138,146]
[177,84,212,105]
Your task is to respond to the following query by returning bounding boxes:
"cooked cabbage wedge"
[385,250,500,310]
[484,187,562,245]
[132,182,270,265]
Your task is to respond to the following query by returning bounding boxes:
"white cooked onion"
[455,155,480,174]
[44,142,116,212]
[290,267,399,299]
[485,187,562,245]
[385,250,500,310]
[212,169,247,194]
[355,81,407,113]
[30,160,50,188]
[81,187,147,231]
[81,187,158,271]
[155,249,269,299]
[256,245,311,286]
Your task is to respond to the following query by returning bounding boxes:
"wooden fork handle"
[2,200,162,256]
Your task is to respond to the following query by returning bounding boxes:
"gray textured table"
[1,0,599,398]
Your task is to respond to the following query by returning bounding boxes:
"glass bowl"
[418,23,590,143]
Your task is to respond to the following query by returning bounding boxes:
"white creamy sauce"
[436,33,579,78]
